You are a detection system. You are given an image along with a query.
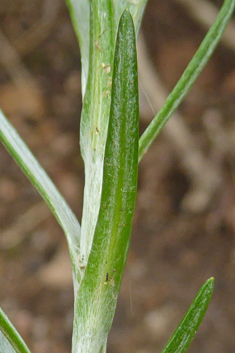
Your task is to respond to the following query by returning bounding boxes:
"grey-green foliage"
[0,1,235,353]
[72,10,139,353]
[66,0,148,277]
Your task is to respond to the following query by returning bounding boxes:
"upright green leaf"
[161,278,214,353]
[72,10,139,353]
[0,306,31,353]
[68,0,149,274]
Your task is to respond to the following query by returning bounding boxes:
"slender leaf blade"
[139,0,235,161]
[0,306,31,353]
[72,10,139,353]
[71,0,149,271]
[161,278,214,353]
[0,109,81,284]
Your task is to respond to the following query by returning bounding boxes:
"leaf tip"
[207,277,215,287]
[203,277,214,297]
[120,8,133,23]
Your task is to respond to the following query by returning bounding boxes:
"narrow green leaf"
[74,0,149,270]
[0,306,31,353]
[0,109,81,285]
[161,278,214,353]
[72,9,139,353]
[139,0,235,161]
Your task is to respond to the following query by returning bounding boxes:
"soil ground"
[1,1,235,352]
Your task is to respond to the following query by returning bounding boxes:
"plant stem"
[72,10,139,353]
[78,0,116,268]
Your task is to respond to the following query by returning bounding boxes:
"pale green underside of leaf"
[0,109,81,285]
[66,0,89,97]
[66,0,148,97]
[0,331,17,353]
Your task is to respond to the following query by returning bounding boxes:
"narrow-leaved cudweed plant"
[0,1,235,352]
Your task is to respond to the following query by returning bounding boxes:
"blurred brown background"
[1,0,235,352]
